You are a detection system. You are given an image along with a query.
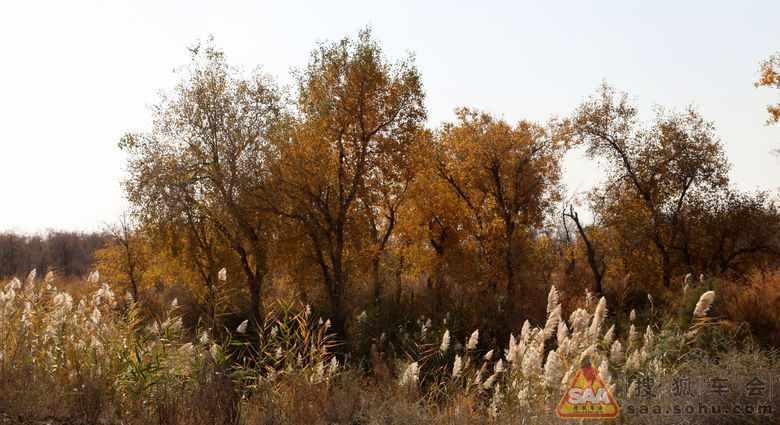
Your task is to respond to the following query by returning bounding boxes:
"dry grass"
[0,271,777,424]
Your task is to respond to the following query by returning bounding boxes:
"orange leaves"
[428,108,568,294]
[754,51,780,125]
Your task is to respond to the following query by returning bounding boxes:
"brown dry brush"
[0,271,777,425]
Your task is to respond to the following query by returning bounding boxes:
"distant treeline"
[0,231,107,279]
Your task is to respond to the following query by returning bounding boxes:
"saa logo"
[556,354,619,419]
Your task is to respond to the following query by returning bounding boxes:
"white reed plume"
[628,324,637,344]
[652,358,666,379]
[693,290,715,317]
[6,277,21,291]
[236,319,248,334]
[53,292,70,307]
[484,349,494,361]
[26,268,36,283]
[179,342,194,357]
[640,326,654,361]
[483,372,498,389]
[517,387,529,407]
[90,307,101,324]
[557,336,571,358]
[594,297,607,323]
[628,380,638,398]
[440,330,450,353]
[275,347,283,360]
[560,363,577,390]
[557,321,568,347]
[546,285,559,313]
[643,326,654,351]
[399,362,420,387]
[489,385,501,417]
[569,310,589,349]
[521,344,542,378]
[467,329,479,350]
[505,334,519,364]
[582,343,597,356]
[200,330,210,344]
[45,271,55,283]
[473,364,486,385]
[623,351,640,372]
[585,289,593,308]
[520,320,532,343]
[452,354,463,377]
[0,288,15,308]
[569,308,587,335]
[218,268,227,281]
[629,309,636,322]
[542,350,563,387]
[588,297,607,339]
[329,356,339,374]
[647,293,653,306]
[542,305,561,341]
[603,324,615,347]
[598,358,612,389]
[314,362,325,383]
[21,301,33,327]
[610,340,624,363]
[356,310,367,322]
[528,328,540,346]
[87,270,99,283]
[96,284,114,304]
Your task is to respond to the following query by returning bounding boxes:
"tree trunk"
[248,274,263,324]
[327,274,347,341]
[505,232,516,296]
[661,250,672,288]
[565,206,604,296]
[372,256,382,303]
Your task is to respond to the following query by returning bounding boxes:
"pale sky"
[1,1,778,234]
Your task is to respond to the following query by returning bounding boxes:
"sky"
[1,0,778,234]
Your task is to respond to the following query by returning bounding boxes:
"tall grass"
[0,272,776,424]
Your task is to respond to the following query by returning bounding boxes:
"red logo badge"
[556,354,619,419]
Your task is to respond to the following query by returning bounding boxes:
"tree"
[563,204,607,296]
[101,214,145,302]
[401,134,475,305]
[571,84,730,288]
[263,29,426,339]
[121,40,282,321]
[0,231,105,279]
[434,109,566,302]
[755,51,780,126]
[682,189,780,278]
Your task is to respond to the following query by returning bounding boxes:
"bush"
[0,272,777,424]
